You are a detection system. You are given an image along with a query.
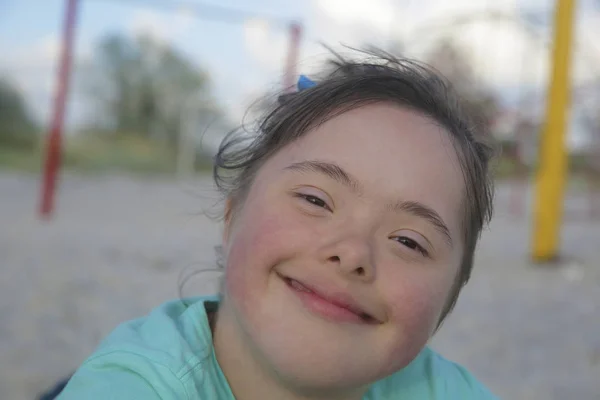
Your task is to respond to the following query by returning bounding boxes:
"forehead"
[260,103,465,233]
[298,104,456,162]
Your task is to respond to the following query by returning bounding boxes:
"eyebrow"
[387,201,453,248]
[284,160,362,193]
[284,160,453,248]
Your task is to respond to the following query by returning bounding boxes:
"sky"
[1,0,600,148]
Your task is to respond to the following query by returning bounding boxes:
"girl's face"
[221,103,465,392]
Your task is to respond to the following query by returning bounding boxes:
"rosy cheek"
[387,279,446,342]
[224,207,293,302]
[400,296,436,330]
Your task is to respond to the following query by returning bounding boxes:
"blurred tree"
[0,78,38,149]
[423,39,501,132]
[84,33,221,150]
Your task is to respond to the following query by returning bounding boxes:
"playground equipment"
[38,0,302,219]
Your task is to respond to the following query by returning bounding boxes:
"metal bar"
[530,0,576,262]
[39,0,80,218]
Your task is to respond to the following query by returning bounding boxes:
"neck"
[212,298,365,400]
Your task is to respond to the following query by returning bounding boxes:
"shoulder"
[58,297,219,400]
[368,347,498,400]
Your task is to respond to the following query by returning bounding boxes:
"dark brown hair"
[213,49,495,324]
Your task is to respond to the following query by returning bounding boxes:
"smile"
[281,275,379,325]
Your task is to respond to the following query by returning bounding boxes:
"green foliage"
[0,78,38,149]
[0,146,41,172]
[1,33,224,175]
[84,33,221,150]
[62,134,177,174]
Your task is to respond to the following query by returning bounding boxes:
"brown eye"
[295,193,331,211]
[393,236,428,257]
[302,194,327,209]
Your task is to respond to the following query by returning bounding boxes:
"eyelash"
[295,192,429,257]
[392,236,429,257]
[295,193,332,211]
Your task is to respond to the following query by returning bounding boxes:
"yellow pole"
[531,0,576,262]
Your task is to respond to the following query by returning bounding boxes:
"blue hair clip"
[297,75,316,91]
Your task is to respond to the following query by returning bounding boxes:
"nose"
[322,234,376,282]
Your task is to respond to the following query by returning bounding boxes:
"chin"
[232,279,391,391]
[260,340,378,391]
[225,267,427,392]
[265,316,429,389]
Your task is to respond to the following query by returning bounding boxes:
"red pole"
[283,22,302,92]
[39,0,79,218]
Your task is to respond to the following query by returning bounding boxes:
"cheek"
[224,214,277,298]
[223,199,309,303]
[384,269,455,354]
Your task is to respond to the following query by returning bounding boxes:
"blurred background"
[1,0,599,399]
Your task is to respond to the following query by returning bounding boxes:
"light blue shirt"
[57,297,497,399]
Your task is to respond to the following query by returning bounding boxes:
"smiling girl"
[57,50,497,400]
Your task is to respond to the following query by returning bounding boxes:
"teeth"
[288,279,312,293]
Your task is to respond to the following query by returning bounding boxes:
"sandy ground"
[1,172,599,400]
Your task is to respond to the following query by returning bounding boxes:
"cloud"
[240,1,394,83]
[315,0,396,33]
[1,33,93,129]
[242,18,288,74]
[1,35,60,122]
[4,35,58,73]
[575,11,600,76]
[235,0,600,152]
[5,0,599,134]
[444,9,600,87]
[309,0,600,88]
[313,0,539,86]
[430,15,551,87]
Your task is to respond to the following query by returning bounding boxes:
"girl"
[57,50,497,399]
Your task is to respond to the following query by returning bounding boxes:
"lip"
[280,274,379,325]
